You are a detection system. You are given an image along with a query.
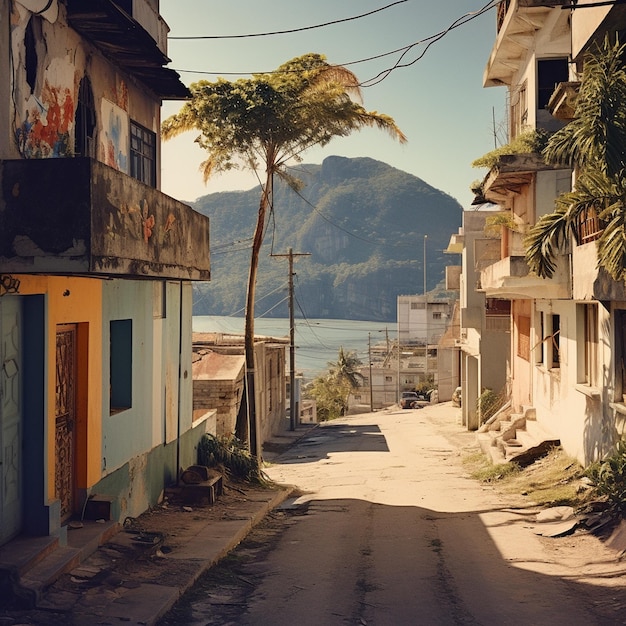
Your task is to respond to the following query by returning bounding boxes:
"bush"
[472,128,551,169]
[198,434,266,483]
[477,388,506,425]
[585,440,626,513]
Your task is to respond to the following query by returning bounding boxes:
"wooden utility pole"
[272,249,310,430]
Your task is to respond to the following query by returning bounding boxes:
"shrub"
[585,440,626,513]
[198,434,266,483]
[477,388,506,425]
[472,128,551,169]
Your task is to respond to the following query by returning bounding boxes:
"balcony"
[548,81,581,121]
[480,254,570,299]
[572,241,626,301]
[0,158,210,281]
[487,0,569,87]
[481,153,564,206]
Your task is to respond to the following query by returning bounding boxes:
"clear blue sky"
[159,1,505,208]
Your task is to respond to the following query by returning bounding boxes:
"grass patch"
[463,451,520,483]
[464,448,590,508]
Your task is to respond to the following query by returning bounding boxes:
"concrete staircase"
[477,406,560,467]
[0,519,119,609]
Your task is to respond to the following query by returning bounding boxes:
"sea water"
[193,315,396,381]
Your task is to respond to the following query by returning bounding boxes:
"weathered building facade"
[471,1,626,464]
[0,0,211,546]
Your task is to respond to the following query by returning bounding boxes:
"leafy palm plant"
[162,54,406,448]
[326,347,364,416]
[525,36,626,280]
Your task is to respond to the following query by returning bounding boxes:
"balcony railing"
[577,206,605,245]
[0,158,210,280]
[497,0,511,33]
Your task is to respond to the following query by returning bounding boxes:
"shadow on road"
[279,423,389,463]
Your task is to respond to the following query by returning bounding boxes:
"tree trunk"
[236,165,273,454]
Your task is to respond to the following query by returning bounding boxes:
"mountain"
[192,156,462,322]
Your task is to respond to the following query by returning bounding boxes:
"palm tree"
[525,36,626,281]
[162,54,406,450]
[328,347,364,414]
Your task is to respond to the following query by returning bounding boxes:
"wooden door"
[55,324,77,523]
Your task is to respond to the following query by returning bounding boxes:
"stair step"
[0,519,119,609]
[0,535,59,578]
[19,545,82,602]
[525,419,558,442]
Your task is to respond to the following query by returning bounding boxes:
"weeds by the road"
[463,448,592,509]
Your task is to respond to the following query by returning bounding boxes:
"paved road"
[161,403,626,625]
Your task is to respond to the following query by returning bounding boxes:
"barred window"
[130,121,156,187]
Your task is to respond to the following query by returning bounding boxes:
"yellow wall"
[15,275,103,499]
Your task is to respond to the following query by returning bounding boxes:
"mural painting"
[106,200,176,248]
[15,81,74,158]
[100,99,129,174]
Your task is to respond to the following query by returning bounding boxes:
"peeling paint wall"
[6,1,159,174]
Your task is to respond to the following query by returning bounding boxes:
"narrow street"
[160,403,626,625]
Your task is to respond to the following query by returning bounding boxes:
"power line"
[361,0,498,87]
[168,1,498,87]
[168,1,408,39]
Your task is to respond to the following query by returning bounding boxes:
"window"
[517,315,531,361]
[385,376,392,383]
[130,121,156,186]
[537,58,569,110]
[577,304,597,386]
[616,310,626,399]
[432,312,442,320]
[536,312,560,369]
[551,314,560,368]
[510,81,527,138]
[110,319,132,413]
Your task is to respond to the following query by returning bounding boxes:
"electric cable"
[168,1,408,40]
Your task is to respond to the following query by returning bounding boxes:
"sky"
[159,1,506,209]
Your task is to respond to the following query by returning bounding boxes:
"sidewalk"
[0,424,315,626]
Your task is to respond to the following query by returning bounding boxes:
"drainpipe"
[176,280,183,486]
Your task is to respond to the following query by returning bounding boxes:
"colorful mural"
[106,199,176,248]
[15,81,74,158]
[100,99,129,174]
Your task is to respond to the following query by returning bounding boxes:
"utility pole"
[424,234,428,385]
[272,248,310,431]
[368,332,373,412]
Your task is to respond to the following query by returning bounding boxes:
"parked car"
[400,391,420,409]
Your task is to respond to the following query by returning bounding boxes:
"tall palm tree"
[525,36,626,281]
[162,54,406,450]
[328,347,363,415]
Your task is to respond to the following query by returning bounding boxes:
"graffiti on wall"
[15,81,74,158]
[106,199,176,248]
[100,99,129,174]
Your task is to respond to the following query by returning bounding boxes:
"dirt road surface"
[160,403,626,625]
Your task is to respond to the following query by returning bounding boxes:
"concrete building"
[0,0,211,546]
[446,208,511,430]
[473,0,626,464]
[192,332,288,452]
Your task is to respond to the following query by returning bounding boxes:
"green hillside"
[192,156,462,322]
